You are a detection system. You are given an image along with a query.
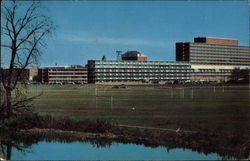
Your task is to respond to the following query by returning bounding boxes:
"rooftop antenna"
[116,51,122,61]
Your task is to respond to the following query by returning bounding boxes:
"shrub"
[35,115,117,133]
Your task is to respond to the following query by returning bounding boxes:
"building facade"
[88,60,191,84]
[38,65,88,84]
[176,37,250,82]
[176,37,250,66]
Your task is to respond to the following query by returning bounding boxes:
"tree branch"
[12,91,43,108]
[1,44,12,49]
[15,2,38,37]
[4,16,14,42]
[16,23,46,49]
[13,31,47,88]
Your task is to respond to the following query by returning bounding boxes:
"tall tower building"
[176,37,250,82]
[176,37,249,66]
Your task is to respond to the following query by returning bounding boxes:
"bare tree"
[229,68,249,83]
[0,0,55,120]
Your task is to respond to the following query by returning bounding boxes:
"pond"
[1,128,246,160]
[7,141,222,160]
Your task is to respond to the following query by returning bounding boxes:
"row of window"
[93,62,189,66]
[47,69,87,71]
[94,69,191,73]
[191,57,250,63]
[94,77,190,80]
[191,55,250,60]
[191,52,250,57]
[48,76,87,78]
[191,59,249,63]
[48,73,88,75]
[194,73,231,75]
[191,43,249,49]
[197,70,232,73]
[94,73,190,76]
[190,49,250,54]
[191,56,250,60]
[191,46,249,51]
[93,66,191,70]
[94,72,232,76]
[191,62,249,65]
[95,79,189,82]
[193,75,230,77]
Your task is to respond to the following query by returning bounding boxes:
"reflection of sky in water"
[11,141,221,160]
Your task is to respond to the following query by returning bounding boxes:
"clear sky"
[11,0,250,66]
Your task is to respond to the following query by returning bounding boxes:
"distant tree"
[0,0,55,121]
[102,55,107,61]
[229,68,249,83]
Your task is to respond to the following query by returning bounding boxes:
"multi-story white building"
[88,60,191,84]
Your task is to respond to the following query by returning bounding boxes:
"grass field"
[27,84,249,135]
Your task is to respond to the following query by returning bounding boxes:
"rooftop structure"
[194,37,238,46]
[121,51,148,61]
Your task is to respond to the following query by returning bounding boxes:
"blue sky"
[3,0,249,67]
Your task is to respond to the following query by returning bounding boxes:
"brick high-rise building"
[176,37,250,82]
[176,37,249,66]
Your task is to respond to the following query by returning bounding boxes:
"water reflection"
[12,141,222,160]
[0,130,248,160]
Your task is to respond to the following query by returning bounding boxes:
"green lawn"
[27,84,249,135]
